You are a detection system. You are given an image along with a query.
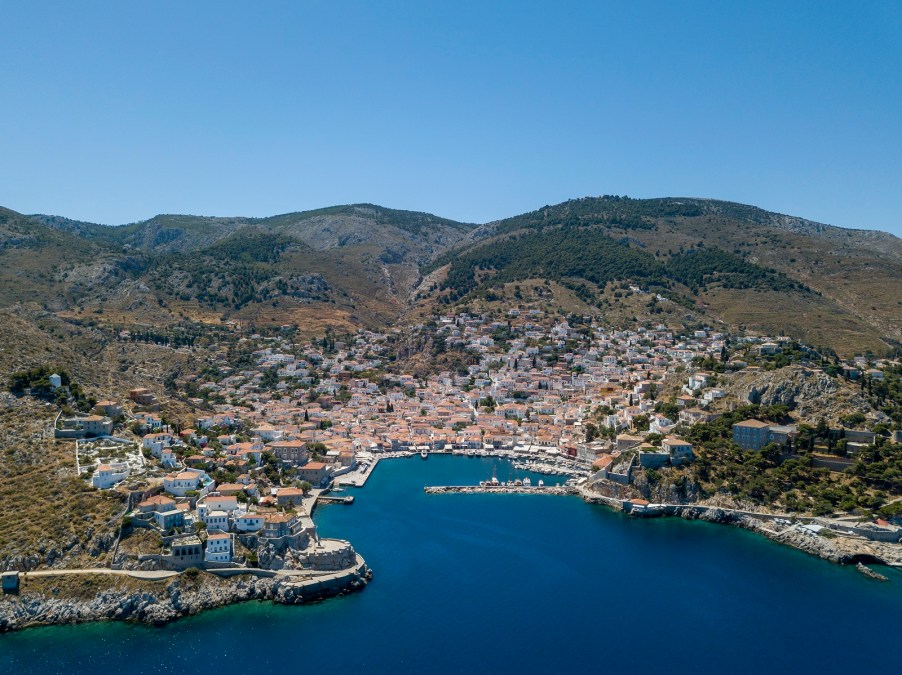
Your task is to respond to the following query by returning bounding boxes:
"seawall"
[424,485,577,496]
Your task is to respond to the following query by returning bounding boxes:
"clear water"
[2,455,901,674]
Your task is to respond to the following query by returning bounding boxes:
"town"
[24,306,899,575]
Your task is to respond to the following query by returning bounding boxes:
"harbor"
[424,484,577,496]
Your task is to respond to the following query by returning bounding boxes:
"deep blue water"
[2,455,901,674]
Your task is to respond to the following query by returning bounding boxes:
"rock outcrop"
[0,557,371,633]
[724,366,884,425]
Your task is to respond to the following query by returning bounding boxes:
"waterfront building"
[205,533,233,563]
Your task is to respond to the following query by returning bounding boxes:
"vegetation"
[663,405,902,516]
[8,365,94,411]
[861,364,902,427]
[0,400,123,568]
[489,195,704,235]
[8,365,71,398]
[436,225,808,305]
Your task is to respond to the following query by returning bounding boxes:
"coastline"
[415,458,901,570]
[576,487,901,569]
[423,452,902,569]
[4,453,898,634]
[0,554,371,633]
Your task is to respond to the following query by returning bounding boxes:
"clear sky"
[1,1,900,234]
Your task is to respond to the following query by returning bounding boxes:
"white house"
[250,425,284,441]
[92,462,129,489]
[235,513,265,533]
[204,532,233,563]
[160,447,178,468]
[197,495,239,518]
[163,471,201,497]
[143,432,176,450]
[203,510,230,534]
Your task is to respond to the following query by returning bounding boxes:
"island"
[2,308,901,632]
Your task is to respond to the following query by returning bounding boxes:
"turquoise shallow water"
[2,455,902,674]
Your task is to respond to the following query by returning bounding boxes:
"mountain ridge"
[4,196,901,355]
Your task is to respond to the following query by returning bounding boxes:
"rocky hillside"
[719,366,885,426]
[8,205,474,332]
[428,196,902,355]
[5,196,902,354]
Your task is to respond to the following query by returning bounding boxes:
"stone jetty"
[424,485,577,496]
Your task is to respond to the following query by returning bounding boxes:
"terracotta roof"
[138,495,175,507]
[733,419,769,428]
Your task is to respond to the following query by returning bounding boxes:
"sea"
[2,455,901,674]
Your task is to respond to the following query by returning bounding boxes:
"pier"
[318,494,355,505]
[424,485,577,496]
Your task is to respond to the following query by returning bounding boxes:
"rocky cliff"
[0,557,371,632]
[723,366,884,425]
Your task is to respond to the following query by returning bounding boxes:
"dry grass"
[0,400,124,569]
[9,573,168,601]
[702,288,888,356]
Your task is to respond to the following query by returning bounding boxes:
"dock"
[424,485,577,496]
[318,494,355,505]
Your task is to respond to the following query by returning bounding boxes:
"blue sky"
[1,1,900,234]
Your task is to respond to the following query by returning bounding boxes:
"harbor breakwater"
[424,485,577,496]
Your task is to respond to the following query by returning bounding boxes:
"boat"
[537,479,544,487]
[489,465,500,486]
[420,449,428,459]
[523,477,531,487]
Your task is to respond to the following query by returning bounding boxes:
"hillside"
[3,196,902,355]
[13,205,474,332]
[426,196,902,355]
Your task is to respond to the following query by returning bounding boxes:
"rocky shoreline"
[673,506,873,565]
[0,557,372,633]
[580,488,900,568]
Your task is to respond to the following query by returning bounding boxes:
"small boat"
[523,477,531,487]
[420,449,428,459]
[537,479,544,487]
[489,465,500,486]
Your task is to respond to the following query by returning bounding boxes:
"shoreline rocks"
[0,558,372,633]
[574,483,900,569]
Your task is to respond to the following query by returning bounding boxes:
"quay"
[335,451,414,488]
[424,485,577,496]
[318,494,355,505]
